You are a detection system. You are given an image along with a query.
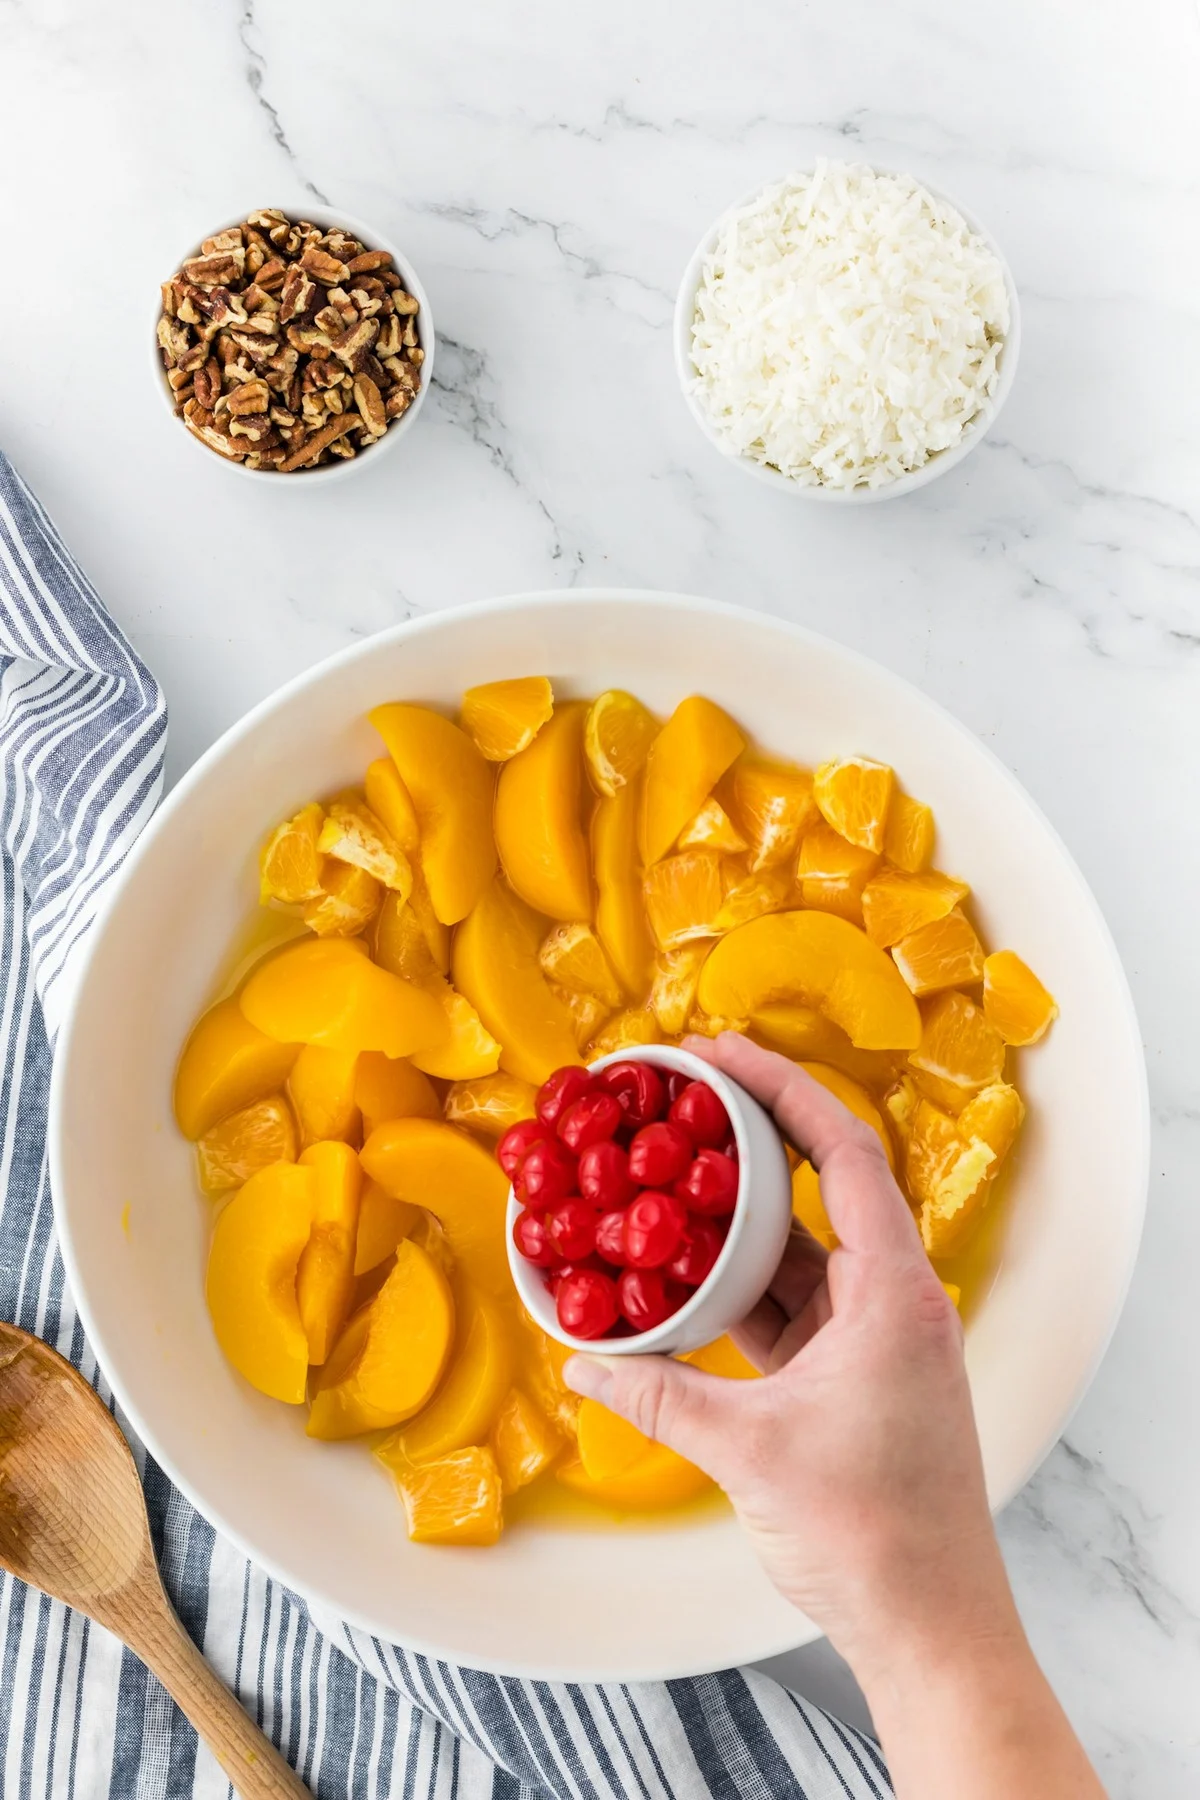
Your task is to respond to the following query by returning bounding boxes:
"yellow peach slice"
[380,1444,504,1545]
[360,1117,513,1294]
[287,1045,361,1148]
[369,703,496,924]
[206,1163,315,1403]
[577,1400,655,1479]
[306,1239,454,1439]
[452,878,580,1085]
[697,910,921,1051]
[296,1141,362,1364]
[592,779,654,999]
[386,1281,514,1462]
[354,1180,420,1276]
[682,1336,760,1379]
[409,979,502,1081]
[558,1420,711,1510]
[354,1053,441,1137]
[640,696,746,865]
[494,701,591,921]
[789,1063,895,1249]
[363,756,420,855]
[490,1387,563,1493]
[174,996,299,1141]
[240,938,447,1060]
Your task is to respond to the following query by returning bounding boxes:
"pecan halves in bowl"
[156,211,425,472]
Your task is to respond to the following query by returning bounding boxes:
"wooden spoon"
[0,1322,309,1799]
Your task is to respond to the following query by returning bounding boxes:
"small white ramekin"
[673,166,1021,503]
[506,1044,794,1357]
[152,205,434,484]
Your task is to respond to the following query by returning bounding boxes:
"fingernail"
[563,1354,613,1404]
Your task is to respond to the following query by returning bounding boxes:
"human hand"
[564,1032,1015,1681]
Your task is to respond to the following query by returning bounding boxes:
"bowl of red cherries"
[501,1044,794,1356]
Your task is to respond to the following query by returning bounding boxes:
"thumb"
[564,1352,743,1482]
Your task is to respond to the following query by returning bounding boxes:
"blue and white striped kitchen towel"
[0,449,892,1800]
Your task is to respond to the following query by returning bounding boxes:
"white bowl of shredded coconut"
[675,161,1019,500]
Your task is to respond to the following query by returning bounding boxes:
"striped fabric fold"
[0,449,890,1799]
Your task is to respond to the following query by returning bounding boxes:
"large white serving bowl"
[49,591,1148,1681]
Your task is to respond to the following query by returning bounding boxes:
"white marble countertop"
[3,0,1199,1790]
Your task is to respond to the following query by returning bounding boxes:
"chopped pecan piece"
[193,358,222,410]
[255,256,288,292]
[392,290,420,315]
[226,379,270,416]
[331,316,380,371]
[347,249,393,274]
[156,316,191,364]
[277,413,358,471]
[300,245,349,286]
[385,387,413,419]
[202,228,244,255]
[353,374,387,436]
[182,251,244,287]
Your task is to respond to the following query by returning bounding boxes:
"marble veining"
[2,0,1199,1791]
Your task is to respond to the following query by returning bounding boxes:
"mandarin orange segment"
[538,922,623,1010]
[354,1052,440,1137]
[381,1444,504,1546]
[713,865,794,932]
[726,755,815,870]
[813,757,894,854]
[287,1045,361,1148]
[389,1281,514,1462]
[363,757,420,855]
[892,909,986,997]
[553,983,613,1051]
[958,1081,1025,1160]
[643,850,725,951]
[649,944,708,1036]
[494,700,591,921]
[586,1005,661,1058]
[906,1100,996,1258]
[174,996,300,1141]
[318,797,413,896]
[882,1074,919,1149]
[302,862,383,938]
[353,1179,420,1275]
[372,882,449,983]
[461,676,554,761]
[677,797,748,854]
[584,689,658,797]
[882,794,934,873]
[360,1116,513,1294]
[410,978,502,1081]
[307,1239,455,1440]
[241,937,448,1060]
[698,910,921,1051]
[206,1163,315,1403]
[491,1387,563,1493]
[908,990,1005,1091]
[861,868,970,948]
[444,1072,538,1139]
[197,1094,297,1196]
[296,1140,362,1365]
[640,696,746,865]
[452,877,580,1085]
[797,822,880,925]
[983,950,1059,1045]
[369,703,496,925]
[259,803,325,905]
[592,779,654,998]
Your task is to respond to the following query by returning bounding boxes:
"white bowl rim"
[48,587,1149,1674]
[505,1044,764,1353]
[151,203,435,485]
[672,164,1023,503]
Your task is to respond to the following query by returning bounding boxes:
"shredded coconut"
[688,162,1011,490]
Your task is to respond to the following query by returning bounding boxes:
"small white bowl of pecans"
[154,207,433,480]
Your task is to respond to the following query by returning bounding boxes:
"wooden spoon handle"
[128,1599,311,1799]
